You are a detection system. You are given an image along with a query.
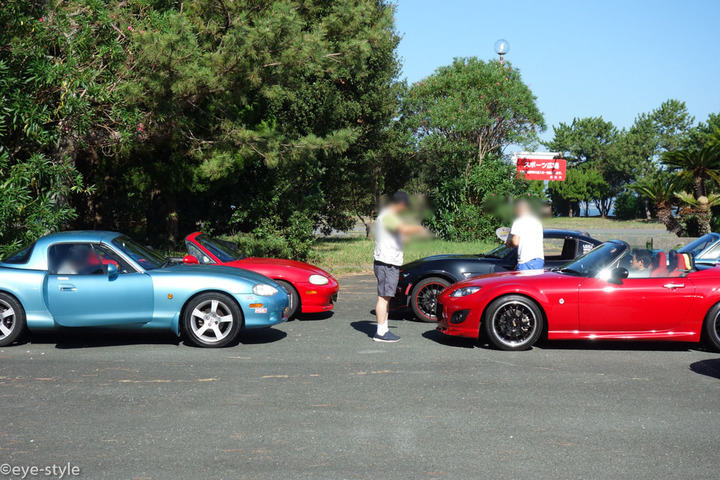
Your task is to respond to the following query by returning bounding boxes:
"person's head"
[630,251,651,271]
[389,190,410,213]
[515,198,531,217]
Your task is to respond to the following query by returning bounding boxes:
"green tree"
[662,143,720,198]
[402,57,545,185]
[632,174,684,235]
[546,117,621,216]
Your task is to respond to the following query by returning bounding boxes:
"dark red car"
[437,240,720,351]
[183,232,339,319]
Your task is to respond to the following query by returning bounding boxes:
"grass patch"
[544,216,662,230]
[309,237,497,276]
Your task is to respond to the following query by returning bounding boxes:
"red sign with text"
[516,158,566,181]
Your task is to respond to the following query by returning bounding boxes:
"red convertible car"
[437,240,720,351]
[183,232,338,319]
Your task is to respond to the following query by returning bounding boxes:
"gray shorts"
[374,261,400,297]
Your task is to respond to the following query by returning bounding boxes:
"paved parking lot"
[1,274,719,479]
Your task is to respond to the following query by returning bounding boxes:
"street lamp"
[494,39,509,65]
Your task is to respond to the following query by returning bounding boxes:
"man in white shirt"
[506,199,544,270]
[372,191,425,342]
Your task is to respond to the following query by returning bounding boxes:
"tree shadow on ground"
[690,358,720,380]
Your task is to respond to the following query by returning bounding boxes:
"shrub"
[614,191,643,220]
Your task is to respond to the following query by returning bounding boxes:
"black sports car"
[391,229,602,322]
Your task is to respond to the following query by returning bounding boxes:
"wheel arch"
[479,292,549,338]
[273,279,301,316]
[178,289,245,334]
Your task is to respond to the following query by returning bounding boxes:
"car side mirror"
[107,263,119,279]
[183,255,200,265]
[609,267,628,283]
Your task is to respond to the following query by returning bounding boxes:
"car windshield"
[195,234,244,262]
[111,236,167,270]
[484,244,513,259]
[678,234,719,257]
[556,242,627,277]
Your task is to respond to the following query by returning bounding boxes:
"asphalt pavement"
[1,274,719,480]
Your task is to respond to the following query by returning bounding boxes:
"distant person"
[630,251,652,277]
[373,191,426,343]
[506,199,544,270]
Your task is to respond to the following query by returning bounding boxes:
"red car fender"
[460,276,581,334]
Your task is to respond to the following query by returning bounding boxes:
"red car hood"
[449,269,563,290]
[226,257,332,277]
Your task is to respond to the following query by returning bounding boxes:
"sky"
[394,0,720,148]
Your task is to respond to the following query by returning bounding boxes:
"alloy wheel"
[190,299,234,343]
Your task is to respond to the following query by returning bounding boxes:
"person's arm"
[384,212,426,236]
[397,223,426,235]
[506,220,521,248]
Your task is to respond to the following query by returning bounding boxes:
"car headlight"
[450,286,482,297]
[309,274,329,285]
[253,284,279,296]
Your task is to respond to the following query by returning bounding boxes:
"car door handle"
[663,283,685,289]
[58,284,77,292]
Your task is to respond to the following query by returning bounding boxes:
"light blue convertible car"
[0,231,289,348]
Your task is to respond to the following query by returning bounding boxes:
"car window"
[544,238,576,260]
[696,243,720,262]
[484,244,514,259]
[2,242,35,264]
[560,242,626,277]
[48,243,105,275]
[678,234,718,257]
[111,236,166,270]
[187,242,215,264]
[93,244,136,274]
[579,241,596,256]
[194,235,244,262]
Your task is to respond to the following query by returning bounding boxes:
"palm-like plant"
[662,143,720,198]
[631,175,684,235]
[675,191,720,235]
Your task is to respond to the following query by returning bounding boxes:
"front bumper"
[298,277,340,313]
[238,292,289,328]
[436,295,485,339]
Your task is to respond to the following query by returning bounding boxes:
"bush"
[425,156,534,241]
[614,191,643,220]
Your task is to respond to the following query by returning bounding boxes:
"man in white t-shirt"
[506,199,544,270]
[372,191,426,342]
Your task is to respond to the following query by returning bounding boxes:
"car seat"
[651,251,668,277]
[670,252,695,277]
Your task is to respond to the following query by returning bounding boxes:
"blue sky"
[394,0,720,147]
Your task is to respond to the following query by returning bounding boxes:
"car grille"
[436,302,443,321]
[331,292,338,303]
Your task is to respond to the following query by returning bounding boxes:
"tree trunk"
[656,206,684,236]
[165,193,179,247]
[693,175,705,199]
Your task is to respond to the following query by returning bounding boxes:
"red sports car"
[437,240,720,351]
[183,232,338,319]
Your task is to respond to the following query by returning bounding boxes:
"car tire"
[182,292,242,348]
[411,277,450,322]
[484,295,544,351]
[0,293,27,347]
[703,303,720,352]
[275,280,300,320]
